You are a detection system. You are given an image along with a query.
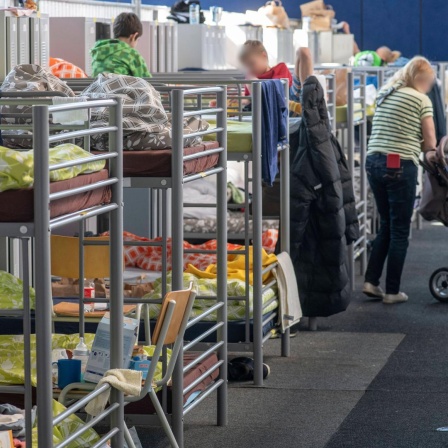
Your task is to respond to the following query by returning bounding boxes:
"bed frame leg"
[281,329,290,357]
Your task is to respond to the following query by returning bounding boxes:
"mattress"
[204,119,252,153]
[119,141,220,177]
[0,169,111,222]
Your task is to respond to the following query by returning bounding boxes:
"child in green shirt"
[91,12,151,78]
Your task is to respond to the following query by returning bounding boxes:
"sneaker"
[363,282,385,299]
[383,292,409,304]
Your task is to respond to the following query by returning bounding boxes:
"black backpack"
[168,0,205,24]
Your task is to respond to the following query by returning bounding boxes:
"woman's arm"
[421,116,437,152]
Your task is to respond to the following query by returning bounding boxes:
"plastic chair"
[58,285,196,448]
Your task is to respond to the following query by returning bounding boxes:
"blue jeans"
[365,153,418,294]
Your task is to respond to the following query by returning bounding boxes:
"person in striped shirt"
[363,57,437,304]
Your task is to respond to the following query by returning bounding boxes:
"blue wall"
[140,0,448,60]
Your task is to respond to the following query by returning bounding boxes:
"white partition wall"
[49,17,112,75]
[0,11,18,80]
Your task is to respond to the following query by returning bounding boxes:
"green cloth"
[0,144,106,193]
[0,270,35,310]
[204,119,253,153]
[353,50,383,67]
[144,272,278,322]
[91,39,151,78]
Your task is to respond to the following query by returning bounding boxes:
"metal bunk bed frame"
[0,97,124,447]
[54,82,229,447]
[66,76,291,388]
[145,77,291,387]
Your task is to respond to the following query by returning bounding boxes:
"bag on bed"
[81,73,209,151]
[0,64,75,149]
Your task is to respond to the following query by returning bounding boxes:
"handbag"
[258,1,290,29]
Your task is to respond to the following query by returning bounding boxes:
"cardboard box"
[84,313,139,383]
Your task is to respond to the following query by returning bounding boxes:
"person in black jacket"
[290,76,359,317]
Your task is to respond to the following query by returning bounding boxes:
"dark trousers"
[365,153,418,294]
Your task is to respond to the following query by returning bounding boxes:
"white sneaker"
[363,282,385,299]
[383,292,409,304]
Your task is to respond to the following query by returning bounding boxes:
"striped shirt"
[368,87,433,165]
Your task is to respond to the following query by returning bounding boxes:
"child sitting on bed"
[90,12,151,78]
[239,40,313,115]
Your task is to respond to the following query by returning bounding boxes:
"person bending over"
[363,57,436,304]
[91,12,151,78]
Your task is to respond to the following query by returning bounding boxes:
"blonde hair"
[384,56,434,90]
[239,40,267,62]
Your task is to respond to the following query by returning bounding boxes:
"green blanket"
[0,270,35,310]
[0,144,106,192]
[204,119,253,153]
[144,272,278,321]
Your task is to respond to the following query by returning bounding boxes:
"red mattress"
[118,141,220,178]
[0,170,112,222]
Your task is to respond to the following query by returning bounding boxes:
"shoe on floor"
[363,282,385,299]
[383,292,409,304]
[230,356,271,381]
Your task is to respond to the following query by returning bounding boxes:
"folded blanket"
[273,252,302,332]
[85,369,142,416]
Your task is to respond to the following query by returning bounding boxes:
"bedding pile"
[81,73,209,151]
[0,64,76,149]
[144,272,278,322]
[103,230,279,272]
[0,144,106,192]
[0,271,35,310]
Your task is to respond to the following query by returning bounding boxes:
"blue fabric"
[290,74,302,103]
[261,79,288,186]
[364,154,418,294]
[354,75,378,90]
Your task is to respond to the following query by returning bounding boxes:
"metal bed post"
[280,79,290,358]
[328,74,337,135]
[171,88,186,446]
[21,238,32,445]
[33,104,54,448]
[216,85,228,426]
[252,82,264,386]
[360,73,368,274]
[108,98,125,448]
[346,72,356,291]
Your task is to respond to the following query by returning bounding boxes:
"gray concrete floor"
[136,222,448,448]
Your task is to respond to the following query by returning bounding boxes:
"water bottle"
[73,337,90,381]
[189,3,200,25]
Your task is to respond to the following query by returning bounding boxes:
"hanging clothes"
[290,76,359,317]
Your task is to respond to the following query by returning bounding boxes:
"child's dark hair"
[113,12,143,39]
[239,40,267,62]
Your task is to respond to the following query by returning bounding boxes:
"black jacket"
[290,76,359,317]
